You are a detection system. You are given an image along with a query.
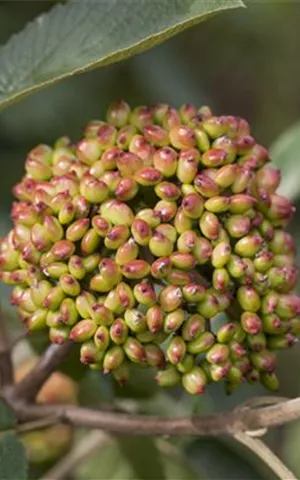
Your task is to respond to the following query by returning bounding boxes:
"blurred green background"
[1,1,300,479]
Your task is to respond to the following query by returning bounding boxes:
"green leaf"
[270,121,300,200]
[0,433,27,480]
[0,0,244,110]
[0,400,16,432]
[76,436,200,480]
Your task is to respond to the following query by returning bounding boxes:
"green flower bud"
[247,333,267,352]
[133,280,156,306]
[72,195,90,218]
[197,293,220,318]
[124,337,146,363]
[76,138,102,165]
[90,303,114,326]
[182,367,207,395]
[210,361,232,382]
[267,333,296,350]
[216,323,236,343]
[69,319,97,342]
[179,103,197,124]
[46,310,62,328]
[68,256,86,280]
[211,241,231,269]
[177,230,197,253]
[206,343,230,364]
[130,105,154,130]
[60,274,81,297]
[194,173,220,198]
[80,228,100,255]
[164,308,185,333]
[250,349,276,373]
[110,318,128,345]
[60,298,79,326]
[192,236,212,264]
[154,200,177,223]
[124,309,147,333]
[30,280,52,307]
[44,286,65,311]
[43,216,65,242]
[104,225,130,250]
[289,317,300,336]
[150,256,171,280]
[146,306,164,333]
[103,346,125,373]
[174,208,193,233]
[276,294,300,319]
[177,149,199,183]
[212,268,230,292]
[155,364,181,387]
[194,126,210,152]
[100,199,134,226]
[49,325,70,344]
[225,214,251,238]
[169,124,196,149]
[135,167,162,186]
[182,193,204,219]
[66,218,90,242]
[121,259,150,280]
[260,371,279,391]
[205,196,230,213]
[80,340,105,365]
[27,309,47,331]
[82,253,101,272]
[182,283,206,304]
[106,100,131,127]
[237,286,261,312]
[241,312,262,335]
[94,325,110,350]
[231,167,253,194]
[199,211,220,240]
[167,336,186,365]
[152,147,178,180]
[144,344,165,369]
[187,332,215,355]
[234,234,263,257]
[114,177,139,201]
[112,362,130,386]
[159,285,183,312]
[143,124,169,147]
[214,164,237,189]
[177,354,194,373]
[201,148,227,168]
[55,194,73,215]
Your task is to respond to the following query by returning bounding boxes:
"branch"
[41,430,110,480]
[7,395,300,437]
[0,304,13,387]
[5,340,73,403]
[234,432,296,480]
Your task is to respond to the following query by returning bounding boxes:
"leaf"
[270,121,300,200]
[0,433,27,480]
[76,436,200,480]
[0,400,16,432]
[0,0,244,110]
[186,437,274,480]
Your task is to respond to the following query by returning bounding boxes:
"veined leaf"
[0,0,244,110]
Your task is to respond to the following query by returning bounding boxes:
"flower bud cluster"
[0,100,298,395]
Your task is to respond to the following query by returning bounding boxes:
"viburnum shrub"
[0,100,298,395]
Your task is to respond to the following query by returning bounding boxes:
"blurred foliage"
[1,1,300,479]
